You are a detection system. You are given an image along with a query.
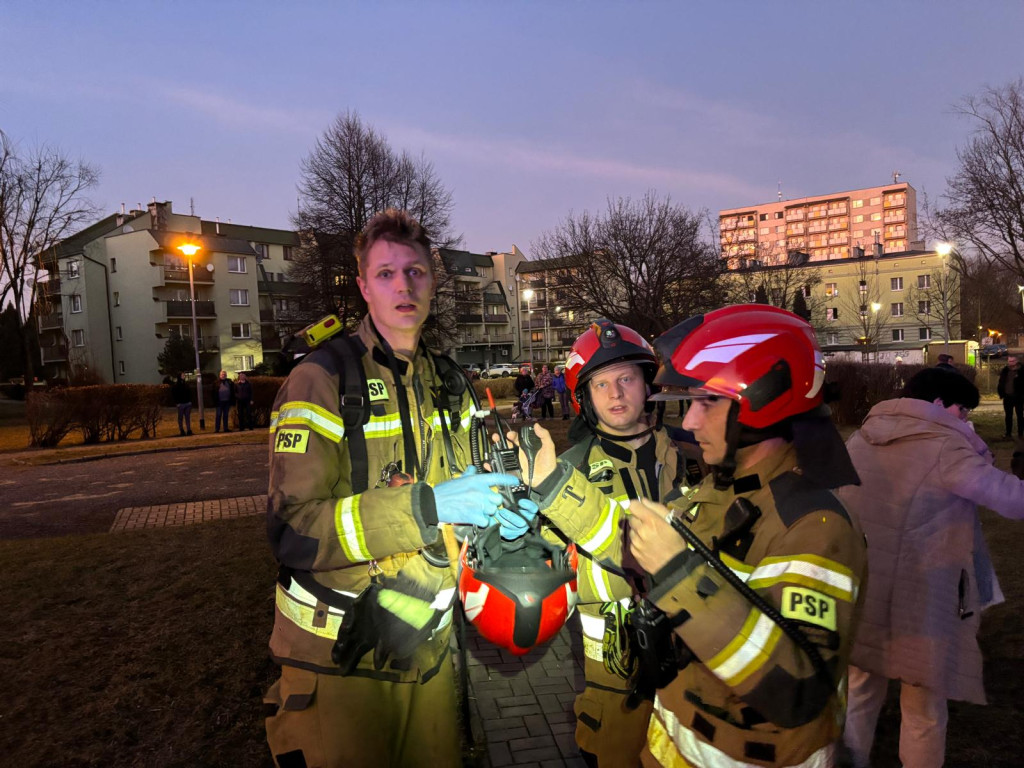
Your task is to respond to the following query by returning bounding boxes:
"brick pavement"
[110,495,592,766]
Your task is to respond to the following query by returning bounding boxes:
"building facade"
[36,200,300,384]
[720,182,921,268]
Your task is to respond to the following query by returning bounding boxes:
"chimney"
[147,200,171,231]
[215,217,220,235]
[873,243,883,259]
[852,245,865,259]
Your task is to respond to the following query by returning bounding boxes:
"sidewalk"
[109,493,591,768]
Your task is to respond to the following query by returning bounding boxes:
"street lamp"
[870,303,882,362]
[178,239,206,430]
[522,288,535,367]
[936,242,953,353]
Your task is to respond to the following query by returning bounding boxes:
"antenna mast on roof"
[777,180,782,202]
[190,197,195,216]
[893,170,901,184]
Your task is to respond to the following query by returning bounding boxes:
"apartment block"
[514,257,592,366]
[36,200,300,384]
[720,182,920,268]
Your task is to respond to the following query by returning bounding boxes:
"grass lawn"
[0,407,1021,766]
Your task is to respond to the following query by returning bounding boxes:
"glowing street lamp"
[177,238,206,430]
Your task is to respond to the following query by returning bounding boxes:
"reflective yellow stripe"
[275,583,345,640]
[363,413,405,438]
[748,554,855,602]
[271,401,346,442]
[335,495,372,562]
[579,611,606,639]
[583,558,614,602]
[578,497,620,554]
[707,609,782,687]
[719,552,753,581]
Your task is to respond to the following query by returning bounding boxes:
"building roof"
[732,248,936,274]
[720,181,916,214]
[200,220,299,245]
[52,212,145,258]
[149,230,259,256]
[516,256,572,274]
[438,248,494,276]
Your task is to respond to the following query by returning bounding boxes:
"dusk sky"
[3,2,1022,255]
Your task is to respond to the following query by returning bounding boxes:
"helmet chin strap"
[711,401,745,490]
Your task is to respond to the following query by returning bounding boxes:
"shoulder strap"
[316,334,372,494]
[560,435,597,474]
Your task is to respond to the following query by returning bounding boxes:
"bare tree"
[906,266,961,344]
[290,112,460,334]
[724,244,823,326]
[935,80,1024,297]
[532,192,723,339]
[0,131,99,381]
[840,264,892,360]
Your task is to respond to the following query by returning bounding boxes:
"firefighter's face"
[588,362,647,436]
[682,391,732,465]
[357,240,435,345]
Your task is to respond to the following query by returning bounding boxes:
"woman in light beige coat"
[837,368,1024,768]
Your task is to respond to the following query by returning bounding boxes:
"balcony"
[197,336,219,353]
[40,341,68,363]
[37,312,63,332]
[163,265,213,284]
[483,313,509,324]
[41,278,62,296]
[828,218,848,231]
[164,300,216,319]
[827,205,848,216]
[785,210,805,221]
[720,218,738,231]
[883,211,906,224]
[807,209,827,220]
[457,313,483,324]
[456,332,514,346]
[883,195,905,208]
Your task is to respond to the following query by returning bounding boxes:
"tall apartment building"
[514,257,592,366]
[36,200,300,384]
[720,182,921,268]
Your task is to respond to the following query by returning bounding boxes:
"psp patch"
[274,428,310,454]
[367,378,389,402]
[588,459,613,478]
[781,586,836,631]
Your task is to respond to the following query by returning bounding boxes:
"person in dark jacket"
[997,355,1023,438]
[212,370,235,432]
[236,372,254,430]
[170,373,193,436]
[514,365,535,397]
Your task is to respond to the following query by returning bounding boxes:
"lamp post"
[936,242,953,354]
[178,239,206,430]
[522,288,535,367]
[870,302,882,362]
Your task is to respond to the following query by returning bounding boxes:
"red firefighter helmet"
[458,526,578,656]
[651,304,825,429]
[564,319,658,416]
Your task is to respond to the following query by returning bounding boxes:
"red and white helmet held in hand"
[564,319,658,421]
[458,526,578,656]
[650,304,825,429]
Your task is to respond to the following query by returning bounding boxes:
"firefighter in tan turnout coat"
[262,210,518,768]
[524,306,867,768]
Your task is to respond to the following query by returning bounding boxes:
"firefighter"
[262,209,519,768]
[550,320,701,767]
[522,305,867,767]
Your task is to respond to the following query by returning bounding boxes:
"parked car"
[483,363,519,378]
[980,343,1009,360]
[461,364,482,380]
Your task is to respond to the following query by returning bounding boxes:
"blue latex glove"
[433,466,519,527]
[495,498,539,540]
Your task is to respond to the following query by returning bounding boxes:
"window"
[70,295,82,313]
[774,211,784,219]
[891,302,904,317]
[234,355,255,371]
[870,212,882,221]
[826,307,839,321]
[775,225,784,234]
[115,326,123,341]
[759,213,768,221]
[859,280,867,293]
[853,230,864,238]
[531,331,543,342]
[110,257,117,273]
[229,288,249,306]
[853,215,864,223]
[919,327,932,340]
[892,329,905,341]
[118,361,126,376]
[113,291,120,307]
[870,196,882,205]
[918,300,931,315]
[891,277,903,291]
[72,329,85,347]
[252,243,268,259]
[68,260,80,278]
[826,332,839,345]
[917,274,931,289]
[228,256,247,273]
[759,227,769,235]
[825,282,839,297]
[231,322,251,339]
[283,246,294,261]
[801,284,811,298]
[852,199,864,208]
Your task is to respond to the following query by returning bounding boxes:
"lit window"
[892,329,905,341]
[852,200,864,208]
[870,212,882,221]
[231,323,251,339]
[531,331,543,342]
[891,277,903,291]
[229,289,249,306]
[228,256,247,273]
[825,282,839,297]
[72,329,85,347]
[891,302,904,317]
[234,355,255,371]
[70,295,82,313]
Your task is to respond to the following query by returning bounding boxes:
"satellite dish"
[206,263,214,272]
[122,225,134,233]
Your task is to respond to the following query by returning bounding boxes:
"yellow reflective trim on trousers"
[275,584,344,640]
[748,554,855,602]
[582,557,614,602]
[707,609,782,687]
[335,495,372,562]
[271,401,346,442]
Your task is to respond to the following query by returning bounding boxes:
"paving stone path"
[109,495,591,766]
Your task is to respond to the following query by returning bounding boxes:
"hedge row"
[26,385,164,447]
